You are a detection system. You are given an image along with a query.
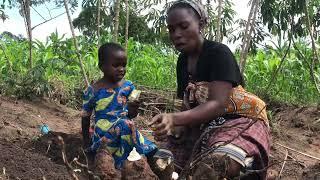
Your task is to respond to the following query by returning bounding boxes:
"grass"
[0,33,319,107]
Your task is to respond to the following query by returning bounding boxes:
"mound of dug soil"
[0,139,71,179]
[14,131,158,180]
[1,96,320,179]
[25,132,85,165]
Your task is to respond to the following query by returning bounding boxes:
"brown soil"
[0,95,319,179]
[268,105,320,179]
[121,157,159,179]
[0,139,71,180]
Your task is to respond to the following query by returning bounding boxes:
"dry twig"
[275,143,320,161]
[57,136,79,180]
[278,150,288,178]
[46,143,51,154]
[277,150,306,168]
[237,159,294,178]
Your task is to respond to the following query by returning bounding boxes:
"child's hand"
[128,100,140,119]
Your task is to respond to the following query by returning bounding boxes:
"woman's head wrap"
[167,0,208,25]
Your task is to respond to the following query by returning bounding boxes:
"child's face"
[101,50,127,82]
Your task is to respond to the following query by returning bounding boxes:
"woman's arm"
[150,81,232,140]
[174,81,232,126]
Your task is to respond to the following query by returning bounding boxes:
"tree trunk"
[304,0,320,93]
[113,0,121,42]
[241,0,259,69]
[125,0,129,51]
[97,0,101,49]
[216,0,223,42]
[239,0,259,74]
[22,0,32,69]
[203,0,210,38]
[63,0,89,87]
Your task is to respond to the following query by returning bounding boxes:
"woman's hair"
[98,42,125,68]
[167,0,208,25]
[167,2,201,20]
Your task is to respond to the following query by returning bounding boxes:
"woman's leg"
[192,144,248,179]
[192,118,270,179]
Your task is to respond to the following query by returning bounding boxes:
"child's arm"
[81,85,95,148]
[128,100,140,119]
[81,115,91,148]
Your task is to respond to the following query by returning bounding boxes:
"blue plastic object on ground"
[40,124,50,134]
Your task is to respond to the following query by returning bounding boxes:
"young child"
[81,43,172,173]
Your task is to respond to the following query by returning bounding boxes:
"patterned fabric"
[206,118,270,179]
[185,81,269,125]
[226,86,268,125]
[82,80,157,169]
[165,117,270,179]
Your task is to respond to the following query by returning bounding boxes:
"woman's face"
[167,8,202,53]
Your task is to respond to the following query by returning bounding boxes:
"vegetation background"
[1,0,320,107]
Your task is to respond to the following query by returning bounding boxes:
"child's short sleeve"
[82,86,95,117]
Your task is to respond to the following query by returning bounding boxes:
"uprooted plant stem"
[57,135,79,180]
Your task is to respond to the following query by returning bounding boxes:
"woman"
[150,1,270,179]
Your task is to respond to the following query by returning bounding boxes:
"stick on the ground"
[278,150,288,178]
[57,136,79,180]
[46,143,51,154]
[81,148,89,168]
[71,149,96,177]
[73,158,88,169]
[237,159,294,178]
[275,142,320,161]
[313,118,320,124]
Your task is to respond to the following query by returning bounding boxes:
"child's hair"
[98,42,125,68]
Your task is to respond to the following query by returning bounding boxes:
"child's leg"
[94,118,156,169]
[113,119,157,161]
[117,119,174,180]
[94,149,121,179]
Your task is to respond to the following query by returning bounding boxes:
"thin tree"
[239,0,259,74]
[97,0,101,48]
[125,0,129,50]
[216,0,223,42]
[304,0,320,93]
[22,0,32,68]
[113,0,121,42]
[63,0,89,87]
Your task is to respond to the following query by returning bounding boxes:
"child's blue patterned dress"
[82,80,157,169]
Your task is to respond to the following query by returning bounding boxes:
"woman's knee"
[225,156,242,177]
[192,153,242,179]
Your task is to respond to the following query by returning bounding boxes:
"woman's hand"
[149,113,175,141]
